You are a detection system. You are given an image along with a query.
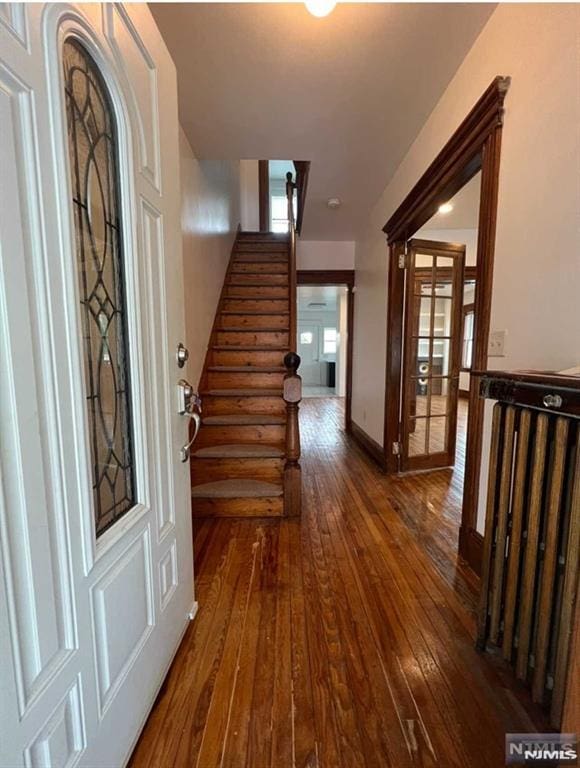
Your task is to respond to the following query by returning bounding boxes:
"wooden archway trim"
[383,76,511,575]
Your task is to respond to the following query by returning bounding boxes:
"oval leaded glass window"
[63,39,135,537]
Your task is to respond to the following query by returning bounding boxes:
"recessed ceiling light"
[305,0,336,18]
[327,197,341,209]
[438,202,454,214]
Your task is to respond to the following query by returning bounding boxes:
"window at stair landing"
[271,194,297,233]
[63,38,136,537]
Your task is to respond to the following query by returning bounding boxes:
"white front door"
[0,4,194,766]
[298,323,323,386]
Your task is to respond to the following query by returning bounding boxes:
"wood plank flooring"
[130,397,548,768]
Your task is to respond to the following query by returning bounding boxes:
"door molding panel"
[104,3,161,193]
[0,6,194,765]
[0,54,77,719]
[383,76,510,574]
[91,527,155,719]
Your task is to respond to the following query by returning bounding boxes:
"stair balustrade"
[283,173,302,516]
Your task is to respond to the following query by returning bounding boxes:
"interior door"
[298,323,322,385]
[0,5,194,767]
[400,239,465,471]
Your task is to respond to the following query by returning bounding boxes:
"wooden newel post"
[283,351,302,517]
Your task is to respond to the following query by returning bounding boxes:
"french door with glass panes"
[0,5,195,766]
[400,239,465,471]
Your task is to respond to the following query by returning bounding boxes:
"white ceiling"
[298,285,345,312]
[269,160,294,181]
[419,172,481,231]
[150,3,495,240]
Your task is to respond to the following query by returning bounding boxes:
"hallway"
[130,398,547,768]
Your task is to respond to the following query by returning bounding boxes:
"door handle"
[177,378,200,414]
[177,379,202,462]
[180,410,201,463]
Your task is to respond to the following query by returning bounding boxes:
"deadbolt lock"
[176,342,189,368]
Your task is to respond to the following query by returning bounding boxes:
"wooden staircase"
[190,229,302,518]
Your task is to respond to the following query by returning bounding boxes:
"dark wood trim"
[459,527,484,577]
[293,160,310,236]
[383,76,511,573]
[383,77,510,241]
[460,121,505,571]
[414,265,477,281]
[296,269,355,430]
[459,389,470,399]
[345,285,354,429]
[297,269,355,287]
[348,419,386,470]
[479,369,580,418]
[259,160,269,232]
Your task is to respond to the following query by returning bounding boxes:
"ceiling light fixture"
[438,202,454,215]
[327,197,341,209]
[305,0,336,18]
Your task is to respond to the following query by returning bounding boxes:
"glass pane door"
[401,239,465,471]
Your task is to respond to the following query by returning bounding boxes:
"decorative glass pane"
[63,39,135,537]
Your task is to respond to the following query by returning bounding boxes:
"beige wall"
[352,4,580,460]
[180,128,240,389]
[239,159,259,231]
[297,240,355,270]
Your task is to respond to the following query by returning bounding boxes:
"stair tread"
[201,388,283,397]
[216,327,289,332]
[234,256,288,260]
[220,310,289,316]
[211,345,289,351]
[208,366,286,372]
[228,282,288,287]
[191,479,283,499]
[192,444,284,459]
[224,296,288,301]
[202,414,285,425]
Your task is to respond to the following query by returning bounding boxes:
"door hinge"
[392,441,401,455]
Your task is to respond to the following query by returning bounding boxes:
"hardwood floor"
[130,397,548,768]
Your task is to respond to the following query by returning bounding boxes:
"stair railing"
[286,171,298,352]
[283,172,302,516]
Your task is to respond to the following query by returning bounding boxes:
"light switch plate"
[488,330,507,357]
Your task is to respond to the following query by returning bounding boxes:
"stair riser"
[191,458,284,484]
[222,299,288,313]
[219,314,288,330]
[196,424,285,447]
[236,242,288,252]
[210,350,287,367]
[191,497,284,518]
[234,254,288,263]
[202,396,285,416]
[206,371,285,389]
[228,274,288,285]
[225,285,288,298]
[231,263,288,274]
[214,330,289,346]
